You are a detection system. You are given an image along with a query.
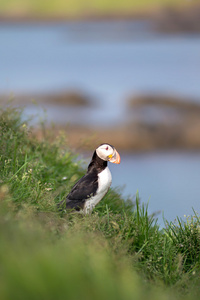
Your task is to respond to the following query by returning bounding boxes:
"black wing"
[58,172,98,211]
[67,172,98,201]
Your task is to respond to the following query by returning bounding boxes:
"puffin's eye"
[105,146,109,150]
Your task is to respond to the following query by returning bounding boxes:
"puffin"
[58,143,120,214]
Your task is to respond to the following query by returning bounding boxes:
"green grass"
[0,105,200,300]
[0,0,196,18]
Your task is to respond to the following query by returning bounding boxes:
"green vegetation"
[0,106,200,300]
[0,0,196,19]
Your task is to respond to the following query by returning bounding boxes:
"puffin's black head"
[95,143,121,164]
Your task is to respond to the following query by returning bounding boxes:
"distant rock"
[128,94,200,112]
[125,93,200,150]
[0,90,92,107]
[38,90,92,106]
[154,5,200,33]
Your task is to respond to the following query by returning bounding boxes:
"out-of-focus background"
[1,0,200,226]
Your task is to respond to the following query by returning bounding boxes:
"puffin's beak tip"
[109,150,121,164]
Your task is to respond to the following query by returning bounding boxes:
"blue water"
[110,152,200,227]
[1,21,200,226]
[1,22,200,126]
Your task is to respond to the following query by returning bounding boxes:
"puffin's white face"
[96,143,121,164]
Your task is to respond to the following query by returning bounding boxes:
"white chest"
[97,167,112,195]
[84,167,112,214]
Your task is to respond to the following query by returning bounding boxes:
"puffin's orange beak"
[108,150,121,164]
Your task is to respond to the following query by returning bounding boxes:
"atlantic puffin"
[58,143,120,214]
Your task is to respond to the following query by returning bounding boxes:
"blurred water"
[1,22,200,126]
[1,21,200,225]
[109,152,200,227]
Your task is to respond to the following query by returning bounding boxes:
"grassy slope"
[0,106,200,300]
[0,0,193,18]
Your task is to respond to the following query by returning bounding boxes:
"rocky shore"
[153,5,200,33]
[30,93,200,152]
[0,90,92,107]
[1,4,200,33]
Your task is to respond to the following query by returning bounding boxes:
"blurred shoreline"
[0,4,200,33]
[21,92,200,153]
